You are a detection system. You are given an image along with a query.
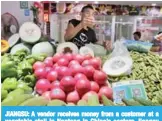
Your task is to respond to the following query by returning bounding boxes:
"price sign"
[112,80,147,104]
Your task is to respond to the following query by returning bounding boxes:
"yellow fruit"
[1,40,9,53]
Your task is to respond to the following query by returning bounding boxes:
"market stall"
[1,1,162,106]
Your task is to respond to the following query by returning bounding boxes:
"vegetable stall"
[1,22,162,106]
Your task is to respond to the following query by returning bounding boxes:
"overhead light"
[120,19,123,21]
[152,3,156,6]
[75,1,79,3]
[94,1,99,4]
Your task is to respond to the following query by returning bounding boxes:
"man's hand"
[81,17,95,30]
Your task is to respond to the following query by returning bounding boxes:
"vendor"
[64,5,111,50]
[133,31,141,41]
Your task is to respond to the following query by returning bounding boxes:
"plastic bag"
[123,39,153,53]
[111,41,131,58]
[103,41,133,77]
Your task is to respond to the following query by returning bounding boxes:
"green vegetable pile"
[1,49,47,102]
[101,51,162,103]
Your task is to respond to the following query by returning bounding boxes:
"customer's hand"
[103,40,112,51]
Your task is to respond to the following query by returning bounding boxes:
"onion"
[66,90,80,104]
[50,88,66,101]
[98,86,113,100]
[33,61,45,70]
[75,78,91,96]
[60,76,76,93]
[35,79,51,95]
[93,70,107,85]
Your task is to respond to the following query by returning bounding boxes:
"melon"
[8,33,20,47]
[102,56,133,77]
[56,42,79,54]
[79,46,94,57]
[10,43,32,54]
[32,42,55,57]
[85,43,107,56]
[19,22,41,44]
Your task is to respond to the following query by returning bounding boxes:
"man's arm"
[64,22,83,42]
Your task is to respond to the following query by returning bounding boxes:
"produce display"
[1,51,115,106]
[101,51,162,104]
[2,48,162,106]
[1,21,162,107]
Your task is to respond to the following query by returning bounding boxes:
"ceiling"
[58,1,162,6]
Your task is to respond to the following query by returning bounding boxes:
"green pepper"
[2,78,18,91]
[1,68,17,80]
[11,49,29,63]
[14,49,29,57]
[26,54,47,62]
[7,88,25,98]
[24,74,36,87]
[17,81,33,94]
[33,54,47,61]
[1,61,16,70]
[17,60,33,76]
[1,53,11,63]
[2,89,8,101]
[26,58,36,65]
